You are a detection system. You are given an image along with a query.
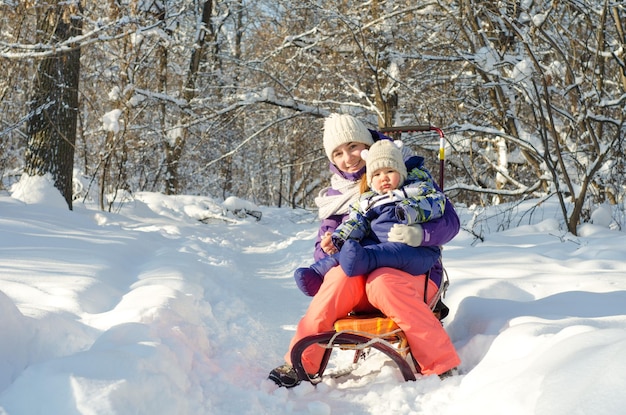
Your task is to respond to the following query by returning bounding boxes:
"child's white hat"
[361,140,407,188]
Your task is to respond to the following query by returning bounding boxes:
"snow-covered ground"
[1,175,625,415]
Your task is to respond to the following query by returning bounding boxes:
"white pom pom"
[393,140,404,149]
[360,149,369,160]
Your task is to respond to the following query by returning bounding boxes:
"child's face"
[371,168,401,194]
[331,142,369,173]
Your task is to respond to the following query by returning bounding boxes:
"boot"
[293,267,323,297]
[268,364,300,388]
[293,254,339,296]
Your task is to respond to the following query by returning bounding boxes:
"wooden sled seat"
[333,313,410,356]
[334,313,400,336]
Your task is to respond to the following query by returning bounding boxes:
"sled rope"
[320,329,410,355]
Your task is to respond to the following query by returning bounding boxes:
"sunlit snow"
[1,175,625,415]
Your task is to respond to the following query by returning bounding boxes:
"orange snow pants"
[285,266,460,376]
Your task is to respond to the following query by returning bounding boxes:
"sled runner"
[291,126,453,383]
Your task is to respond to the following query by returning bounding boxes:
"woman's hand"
[321,231,338,255]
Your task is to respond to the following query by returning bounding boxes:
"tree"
[25,1,83,209]
[2,0,625,233]
[438,0,625,234]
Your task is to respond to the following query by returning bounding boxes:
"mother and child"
[269,113,461,388]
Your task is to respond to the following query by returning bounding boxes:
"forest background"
[1,0,625,234]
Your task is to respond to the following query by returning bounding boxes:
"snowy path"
[1,184,626,415]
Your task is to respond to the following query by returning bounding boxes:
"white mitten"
[387,223,423,246]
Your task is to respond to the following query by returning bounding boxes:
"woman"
[269,113,460,387]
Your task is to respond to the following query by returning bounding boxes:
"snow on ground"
[1,175,625,415]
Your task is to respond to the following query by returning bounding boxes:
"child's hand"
[388,224,424,246]
[321,232,338,254]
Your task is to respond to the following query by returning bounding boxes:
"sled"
[291,126,453,383]
[290,269,450,382]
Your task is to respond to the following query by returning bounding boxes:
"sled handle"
[379,126,446,190]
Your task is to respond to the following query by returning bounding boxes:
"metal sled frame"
[291,126,451,383]
[291,323,416,382]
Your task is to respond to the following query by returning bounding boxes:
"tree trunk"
[25,1,82,209]
[164,0,214,195]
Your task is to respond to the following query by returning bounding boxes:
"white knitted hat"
[322,113,374,161]
[362,140,407,189]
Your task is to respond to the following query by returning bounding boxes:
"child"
[294,139,445,296]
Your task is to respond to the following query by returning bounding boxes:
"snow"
[532,13,546,27]
[101,109,123,134]
[1,175,626,415]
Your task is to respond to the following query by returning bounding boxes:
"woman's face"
[331,142,369,173]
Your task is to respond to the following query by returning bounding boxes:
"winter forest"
[1,0,625,232]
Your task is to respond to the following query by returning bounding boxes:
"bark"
[25,1,82,209]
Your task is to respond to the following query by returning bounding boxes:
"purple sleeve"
[314,214,344,261]
[419,198,460,246]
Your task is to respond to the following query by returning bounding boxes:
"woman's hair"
[359,175,370,194]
